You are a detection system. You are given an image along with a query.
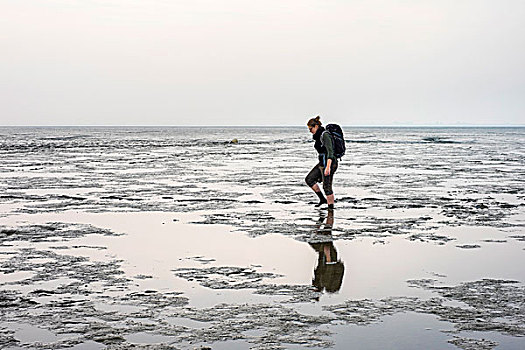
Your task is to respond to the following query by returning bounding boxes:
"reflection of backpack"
[324,124,346,159]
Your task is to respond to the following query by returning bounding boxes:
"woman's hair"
[307,116,322,128]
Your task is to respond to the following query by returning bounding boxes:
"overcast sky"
[1,0,524,126]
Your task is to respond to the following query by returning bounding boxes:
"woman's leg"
[322,161,338,208]
[305,165,326,205]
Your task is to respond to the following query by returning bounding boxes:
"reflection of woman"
[309,210,344,293]
[310,243,345,293]
[305,116,338,210]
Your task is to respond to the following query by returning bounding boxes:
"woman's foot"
[314,190,327,207]
[315,198,327,207]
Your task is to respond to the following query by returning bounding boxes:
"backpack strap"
[320,130,329,147]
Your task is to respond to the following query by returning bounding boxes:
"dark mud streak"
[456,244,482,249]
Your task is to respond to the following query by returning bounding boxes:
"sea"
[0,126,524,349]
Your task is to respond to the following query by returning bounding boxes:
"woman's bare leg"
[311,184,321,192]
[311,184,327,206]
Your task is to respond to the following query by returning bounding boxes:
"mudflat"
[1,127,524,349]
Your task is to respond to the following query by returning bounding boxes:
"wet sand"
[0,127,524,349]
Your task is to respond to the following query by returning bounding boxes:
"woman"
[305,116,338,210]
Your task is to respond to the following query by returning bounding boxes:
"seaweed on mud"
[166,303,334,348]
[181,256,216,265]
[422,137,459,144]
[482,239,507,243]
[191,209,445,244]
[173,266,284,289]
[0,244,182,349]
[447,336,499,350]
[115,290,189,309]
[254,284,321,303]
[407,279,525,336]
[0,330,18,349]
[456,244,481,249]
[0,246,129,291]
[0,193,47,201]
[191,211,276,226]
[0,290,38,309]
[11,192,251,215]
[434,196,524,228]
[0,222,122,244]
[172,266,323,303]
[408,232,456,245]
[324,297,415,325]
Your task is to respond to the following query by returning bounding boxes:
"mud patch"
[172,266,321,303]
[456,244,481,249]
[0,222,122,244]
[448,336,499,350]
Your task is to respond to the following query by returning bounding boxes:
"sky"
[1,0,524,126]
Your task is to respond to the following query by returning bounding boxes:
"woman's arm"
[322,132,335,176]
[325,158,332,176]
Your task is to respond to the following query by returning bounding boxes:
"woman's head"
[307,116,322,134]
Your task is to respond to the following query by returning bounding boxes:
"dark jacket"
[313,127,335,166]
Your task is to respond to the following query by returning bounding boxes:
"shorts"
[305,160,338,196]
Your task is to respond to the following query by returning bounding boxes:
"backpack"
[324,124,346,159]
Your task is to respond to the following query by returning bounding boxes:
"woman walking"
[305,116,338,210]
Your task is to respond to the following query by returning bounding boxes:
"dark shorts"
[305,160,338,195]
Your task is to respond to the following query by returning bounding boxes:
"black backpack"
[324,124,346,159]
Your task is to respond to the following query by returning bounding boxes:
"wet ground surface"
[0,127,524,349]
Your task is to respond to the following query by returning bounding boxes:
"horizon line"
[1,124,524,128]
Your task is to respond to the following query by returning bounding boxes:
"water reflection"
[309,210,345,293]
